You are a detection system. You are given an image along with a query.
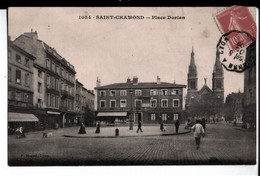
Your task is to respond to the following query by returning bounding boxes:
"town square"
[2,6,257,175]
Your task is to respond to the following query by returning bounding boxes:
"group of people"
[160,120,180,133]
[78,121,101,134]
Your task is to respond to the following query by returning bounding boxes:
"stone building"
[13,30,77,129]
[95,76,186,124]
[243,41,256,128]
[8,37,38,131]
[225,91,244,123]
[186,47,224,121]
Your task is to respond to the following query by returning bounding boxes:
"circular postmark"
[217,30,256,72]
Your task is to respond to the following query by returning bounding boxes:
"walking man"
[175,119,180,133]
[191,120,205,150]
[136,121,143,133]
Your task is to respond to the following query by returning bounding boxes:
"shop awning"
[8,112,39,122]
[97,112,127,117]
[47,111,60,115]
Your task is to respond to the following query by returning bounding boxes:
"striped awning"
[8,112,39,122]
[97,112,127,117]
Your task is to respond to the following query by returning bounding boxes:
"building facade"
[13,30,77,129]
[8,37,38,131]
[95,76,186,124]
[186,47,224,121]
[225,92,244,123]
[243,41,256,128]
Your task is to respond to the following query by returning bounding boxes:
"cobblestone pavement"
[8,123,256,166]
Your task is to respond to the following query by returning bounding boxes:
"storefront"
[8,112,39,133]
[96,112,128,124]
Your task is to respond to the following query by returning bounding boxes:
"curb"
[63,130,191,138]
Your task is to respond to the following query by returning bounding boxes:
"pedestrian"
[136,121,143,133]
[78,123,86,134]
[95,121,100,133]
[175,119,180,133]
[160,122,164,132]
[191,120,205,150]
[201,118,206,131]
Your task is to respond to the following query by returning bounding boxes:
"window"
[38,82,42,93]
[216,80,222,89]
[150,90,157,96]
[190,81,196,89]
[135,90,142,96]
[15,70,21,84]
[173,99,180,107]
[61,68,64,77]
[51,77,55,89]
[37,99,42,108]
[120,99,127,108]
[162,114,167,121]
[120,90,127,96]
[161,89,168,95]
[110,90,116,96]
[61,81,64,90]
[100,91,106,97]
[15,91,22,101]
[161,99,168,107]
[56,79,59,90]
[24,93,29,102]
[150,99,157,107]
[56,65,59,75]
[100,100,106,108]
[171,89,179,95]
[25,58,30,67]
[16,54,21,63]
[55,96,60,108]
[46,59,50,69]
[8,66,12,81]
[46,75,50,88]
[51,62,55,72]
[51,94,55,107]
[25,73,30,86]
[151,114,156,121]
[38,70,42,78]
[135,99,142,108]
[47,94,50,106]
[110,100,116,108]
[173,113,179,120]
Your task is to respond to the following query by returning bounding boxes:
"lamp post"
[129,89,134,130]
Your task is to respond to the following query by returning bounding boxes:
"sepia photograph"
[6,6,257,169]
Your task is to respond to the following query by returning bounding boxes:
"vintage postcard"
[6,6,258,173]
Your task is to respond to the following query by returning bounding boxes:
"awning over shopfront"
[8,112,39,122]
[47,111,61,115]
[97,112,127,117]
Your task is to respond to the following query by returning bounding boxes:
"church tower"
[186,46,198,106]
[212,50,224,103]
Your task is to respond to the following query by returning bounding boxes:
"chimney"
[24,29,38,41]
[133,76,138,84]
[96,77,101,87]
[126,77,131,83]
[157,76,161,84]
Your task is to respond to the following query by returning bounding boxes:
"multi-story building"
[95,76,186,124]
[225,91,244,123]
[8,37,38,131]
[75,79,84,125]
[13,30,77,129]
[243,41,256,128]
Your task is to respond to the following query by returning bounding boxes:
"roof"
[95,82,186,90]
[8,40,36,60]
[198,84,213,95]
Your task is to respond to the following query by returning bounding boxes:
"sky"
[8,7,256,100]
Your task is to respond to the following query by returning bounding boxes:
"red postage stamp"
[215,6,256,51]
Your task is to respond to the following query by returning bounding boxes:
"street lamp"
[129,88,134,130]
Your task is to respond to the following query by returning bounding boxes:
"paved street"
[8,123,256,166]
